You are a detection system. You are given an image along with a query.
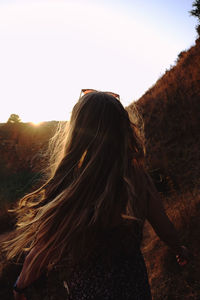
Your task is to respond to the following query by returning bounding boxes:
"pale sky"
[0,0,197,123]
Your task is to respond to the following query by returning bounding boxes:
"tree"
[190,0,200,19]
[7,114,21,123]
[190,0,200,35]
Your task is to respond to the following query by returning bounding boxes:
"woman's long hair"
[4,92,150,280]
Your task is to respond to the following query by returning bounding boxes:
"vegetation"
[190,0,200,35]
[128,37,200,193]
[0,121,58,233]
[0,121,58,173]
[127,36,200,299]
[7,114,21,124]
[142,189,200,299]
[190,0,200,20]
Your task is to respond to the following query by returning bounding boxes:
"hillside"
[0,121,58,210]
[127,38,200,298]
[0,121,58,173]
[128,38,200,192]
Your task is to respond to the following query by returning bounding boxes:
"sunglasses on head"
[80,89,120,101]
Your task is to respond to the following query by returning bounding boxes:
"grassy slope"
[0,121,58,212]
[142,190,200,299]
[128,38,200,192]
[128,38,200,299]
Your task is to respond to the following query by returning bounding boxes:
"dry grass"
[129,37,200,298]
[142,189,200,299]
[128,38,200,192]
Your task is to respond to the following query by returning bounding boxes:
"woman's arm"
[145,174,190,264]
[146,192,181,252]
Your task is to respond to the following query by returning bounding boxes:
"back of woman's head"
[46,91,145,221]
[58,92,129,180]
[4,91,148,277]
[69,91,129,155]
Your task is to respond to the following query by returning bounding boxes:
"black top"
[25,219,152,300]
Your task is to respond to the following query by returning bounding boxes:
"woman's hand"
[13,291,27,300]
[176,245,191,266]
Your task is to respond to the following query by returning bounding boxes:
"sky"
[0,0,198,123]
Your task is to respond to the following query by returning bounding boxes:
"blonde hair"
[4,91,150,281]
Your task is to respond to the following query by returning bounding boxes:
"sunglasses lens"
[107,92,120,100]
[82,89,96,95]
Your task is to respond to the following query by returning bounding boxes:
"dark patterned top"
[25,219,152,300]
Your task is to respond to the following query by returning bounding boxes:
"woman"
[4,90,189,300]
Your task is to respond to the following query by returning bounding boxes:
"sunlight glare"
[31,121,43,126]
[0,0,196,122]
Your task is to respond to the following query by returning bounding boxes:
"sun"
[31,121,43,126]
